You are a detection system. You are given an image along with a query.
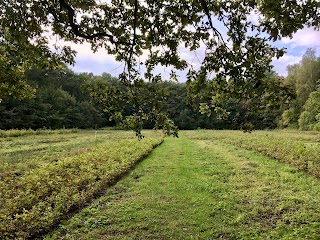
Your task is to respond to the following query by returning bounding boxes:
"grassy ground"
[47,131,320,239]
[185,130,320,177]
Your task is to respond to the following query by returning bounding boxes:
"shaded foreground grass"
[48,132,320,239]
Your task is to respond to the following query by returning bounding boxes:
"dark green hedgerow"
[0,136,163,239]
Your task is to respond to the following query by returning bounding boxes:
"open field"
[46,130,320,239]
[0,129,163,239]
[1,129,320,239]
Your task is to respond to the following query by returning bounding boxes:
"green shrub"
[0,136,163,239]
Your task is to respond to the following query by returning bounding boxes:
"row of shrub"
[231,132,320,177]
[0,136,163,239]
[0,128,79,138]
[188,130,320,178]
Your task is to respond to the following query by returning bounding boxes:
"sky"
[69,25,320,81]
[271,27,320,76]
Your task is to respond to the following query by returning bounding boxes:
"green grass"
[0,129,163,239]
[185,130,320,177]
[47,131,320,239]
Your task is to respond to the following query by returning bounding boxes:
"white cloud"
[68,42,117,63]
[281,28,320,48]
[60,41,125,76]
[271,27,320,76]
[247,11,261,25]
[71,56,124,76]
[45,30,124,76]
[272,54,302,77]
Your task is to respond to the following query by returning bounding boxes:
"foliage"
[281,49,320,128]
[0,68,107,130]
[0,45,35,101]
[1,0,319,135]
[279,108,299,128]
[0,129,163,239]
[188,70,294,129]
[84,76,180,138]
[299,90,320,130]
[1,66,293,131]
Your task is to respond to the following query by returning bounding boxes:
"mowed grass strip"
[0,130,163,239]
[47,132,320,239]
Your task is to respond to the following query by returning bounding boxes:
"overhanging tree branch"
[127,0,139,70]
[200,0,229,49]
[57,0,131,46]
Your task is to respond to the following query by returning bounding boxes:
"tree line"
[0,48,313,131]
[0,48,319,131]
[0,68,107,130]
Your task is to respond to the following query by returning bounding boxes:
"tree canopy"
[1,0,319,135]
[280,48,320,130]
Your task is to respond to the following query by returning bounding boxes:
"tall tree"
[295,49,319,109]
[281,49,320,127]
[1,0,319,135]
[298,90,320,130]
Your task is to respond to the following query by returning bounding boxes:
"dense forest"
[1,49,319,131]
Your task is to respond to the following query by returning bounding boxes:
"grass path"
[48,133,320,239]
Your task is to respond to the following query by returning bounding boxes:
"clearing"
[47,131,320,239]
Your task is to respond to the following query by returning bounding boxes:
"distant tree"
[294,49,319,109]
[279,108,298,128]
[0,67,107,130]
[190,70,294,130]
[281,49,320,127]
[298,90,320,130]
